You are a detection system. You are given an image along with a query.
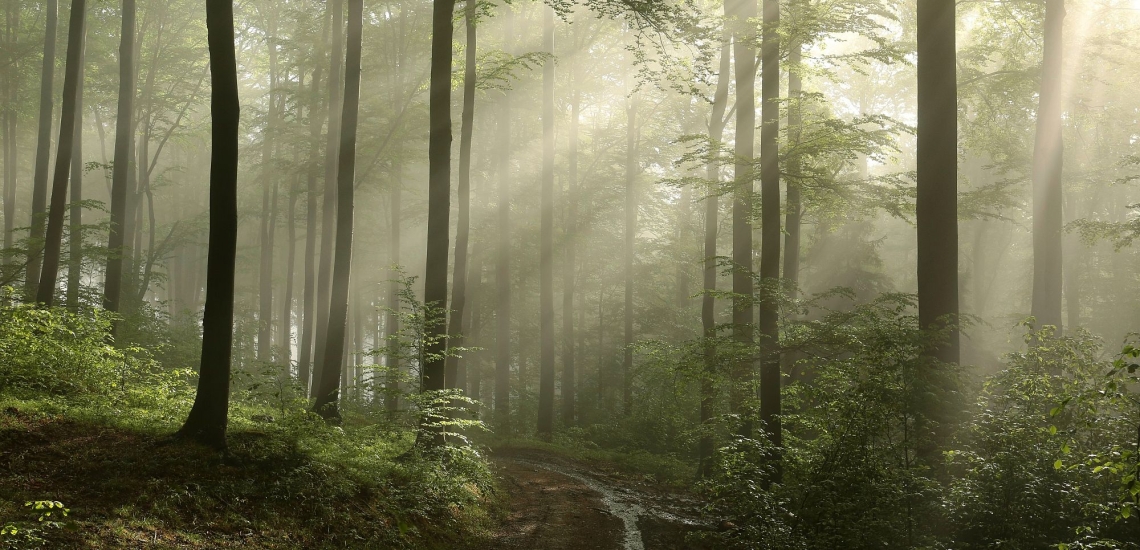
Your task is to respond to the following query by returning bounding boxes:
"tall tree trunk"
[623,95,637,417]
[312,0,363,419]
[177,0,240,450]
[1031,0,1065,334]
[562,68,580,427]
[730,0,756,434]
[257,18,279,361]
[494,5,513,436]
[699,20,731,479]
[298,18,328,395]
[104,0,136,324]
[312,0,344,397]
[420,0,455,444]
[27,0,57,299]
[783,31,802,293]
[758,0,782,480]
[282,155,298,366]
[537,4,556,439]
[36,0,86,307]
[3,2,18,269]
[916,0,960,364]
[66,56,84,311]
[445,0,477,392]
[385,160,402,413]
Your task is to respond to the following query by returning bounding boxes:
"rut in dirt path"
[489,451,713,550]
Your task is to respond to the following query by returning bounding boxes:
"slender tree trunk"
[562,71,580,427]
[36,0,86,307]
[730,0,756,434]
[537,4,556,439]
[783,32,802,293]
[445,0,477,392]
[3,2,18,269]
[282,158,298,366]
[758,0,782,480]
[298,18,328,395]
[257,19,279,361]
[66,56,84,311]
[312,0,363,419]
[312,0,344,397]
[420,0,456,444]
[495,5,513,436]
[916,0,960,364]
[699,21,731,479]
[177,0,240,450]
[104,0,136,323]
[27,0,57,299]
[385,160,402,413]
[1031,0,1065,334]
[623,95,637,417]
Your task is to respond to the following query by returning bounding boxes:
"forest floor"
[483,448,714,550]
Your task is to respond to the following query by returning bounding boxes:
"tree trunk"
[312,0,363,419]
[104,0,136,324]
[312,0,344,397]
[758,0,782,480]
[36,0,86,307]
[66,55,84,311]
[537,4,556,439]
[623,95,637,417]
[699,18,731,479]
[1031,0,1065,334]
[177,0,240,450]
[916,0,960,364]
[257,19,279,361]
[562,68,580,427]
[420,0,455,444]
[27,0,57,299]
[298,18,328,395]
[445,0,477,392]
[730,0,756,434]
[783,32,802,293]
[3,2,18,269]
[385,161,402,413]
[495,5,513,436]
[282,154,298,366]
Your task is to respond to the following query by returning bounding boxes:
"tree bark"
[730,0,756,434]
[178,0,240,450]
[257,17,279,361]
[758,0,782,480]
[298,18,328,395]
[783,31,802,293]
[312,0,363,419]
[916,0,960,364]
[66,54,84,311]
[623,95,637,417]
[385,160,402,413]
[282,148,299,366]
[3,2,18,269]
[36,0,86,307]
[538,4,556,439]
[562,65,580,428]
[494,5,513,436]
[27,0,57,299]
[1031,0,1065,334]
[104,0,136,324]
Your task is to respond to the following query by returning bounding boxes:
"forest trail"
[487,450,712,550]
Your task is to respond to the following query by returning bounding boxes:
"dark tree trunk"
[445,0,477,392]
[758,0,782,478]
[312,0,363,419]
[312,0,344,397]
[494,5,513,436]
[699,20,731,479]
[298,18,328,395]
[36,0,86,307]
[66,55,84,311]
[104,0,135,323]
[177,0,240,450]
[730,0,756,434]
[385,161,402,413]
[257,20,279,361]
[27,0,57,299]
[916,0,960,364]
[1031,0,1065,334]
[3,2,18,268]
[537,4,556,439]
[420,0,455,444]
[623,96,637,417]
[783,32,802,293]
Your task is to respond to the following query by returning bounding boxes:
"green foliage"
[0,501,69,550]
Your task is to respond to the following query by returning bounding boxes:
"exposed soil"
[487,449,714,550]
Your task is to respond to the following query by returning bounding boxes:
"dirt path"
[487,450,712,550]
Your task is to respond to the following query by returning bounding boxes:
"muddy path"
[486,449,714,550]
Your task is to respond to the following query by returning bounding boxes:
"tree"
[1031,0,1064,333]
[2,1,18,266]
[537,3,556,439]
[623,92,637,417]
[562,27,582,428]
[66,58,84,312]
[494,4,513,436]
[916,0,960,364]
[177,0,240,450]
[312,0,364,419]
[730,0,756,433]
[104,0,136,325]
[298,15,329,396]
[757,0,781,475]
[782,13,802,292]
[27,0,57,299]
[420,0,455,443]
[257,13,281,362]
[35,0,87,307]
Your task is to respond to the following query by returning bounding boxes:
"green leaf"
[1054,459,1063,471]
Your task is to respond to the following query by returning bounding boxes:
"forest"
[2,0,1140,547]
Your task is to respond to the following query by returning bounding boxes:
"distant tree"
[177,0,241,450]
[1031,0,1064,333]
[66,59,84,312]
[623,93,637,417]
[312,0,364,420]
[298,13,329,395]
[537,3,556,439]
[2,1,18,265]
[494,4,513,436]
[757,0,782,477]
[35,0,87,307]
[104,0,136,327]
[257,12,281,362]
[27,0,57,299]
[730,0,756,433]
